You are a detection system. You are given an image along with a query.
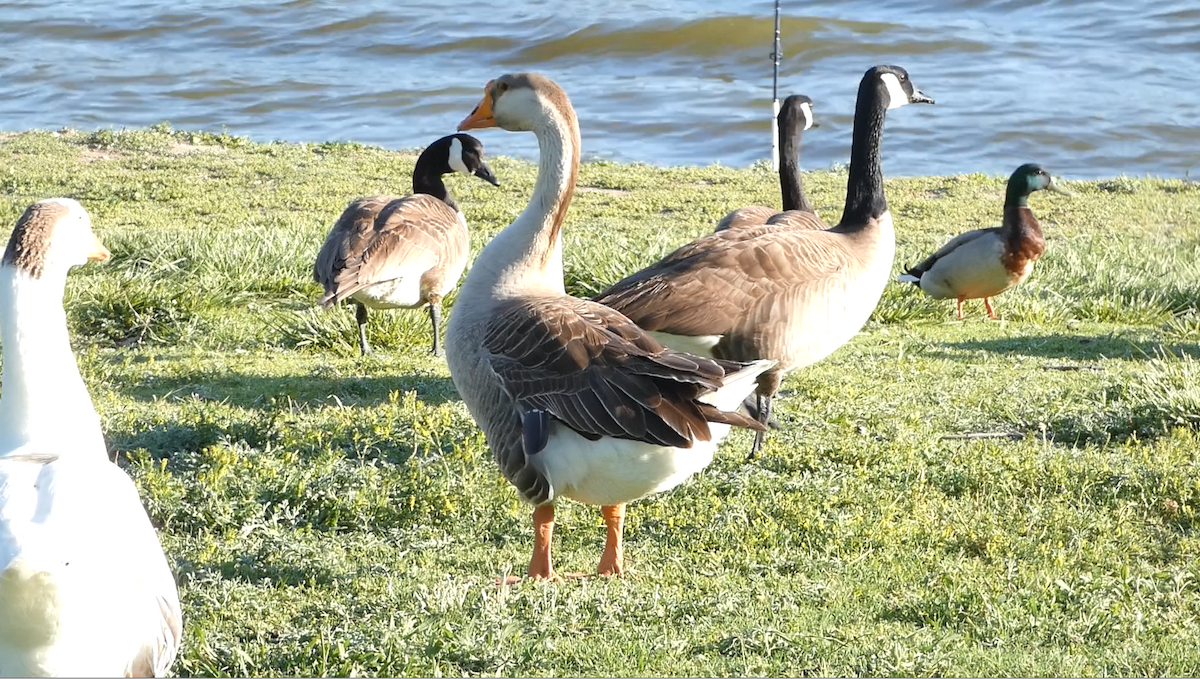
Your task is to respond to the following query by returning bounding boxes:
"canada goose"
[715,94,826,233]
[314,133,500,356]
[595,65,933,459]
[446,74,773,581]
[0,199,182,677]
[898,163,1070,319]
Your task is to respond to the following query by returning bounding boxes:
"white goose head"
[458,73,574,134]
[2,198,110,281]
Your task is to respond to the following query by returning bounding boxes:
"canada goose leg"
[597,504,626,576]
[428,295,444,356]
[746,393,772,461]
[955,297,965,320]
[984,297,999,320]
[354,302,371,356]
[525,504,561,582]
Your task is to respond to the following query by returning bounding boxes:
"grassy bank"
[5,126,1200,676]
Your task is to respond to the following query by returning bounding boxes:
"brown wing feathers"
[484,298,764,454]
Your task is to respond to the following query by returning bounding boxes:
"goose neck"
[840,81,889,229]
[464,105,580,299]
[0,266,102,455]
[777,125,812,213]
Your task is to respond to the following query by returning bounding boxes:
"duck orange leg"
[956,296,965,320]
[984,297,999,320]
[527,503,561,581]
[597,504,626,576]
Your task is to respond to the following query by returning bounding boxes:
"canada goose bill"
[897,163,1068,320]
[313,133,499,356]
[445,72,773,583]
[595,64,933,461]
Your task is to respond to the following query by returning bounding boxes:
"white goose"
[446,74,772,581]
[0,199,182,677]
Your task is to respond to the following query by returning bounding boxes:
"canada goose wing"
[715,205,777,232]
[595,229,853,337]
[314,195,391,296]
[482,296,762,452]
[905,226,1000,278]
[321,194,464,306]
[765,209,827,231]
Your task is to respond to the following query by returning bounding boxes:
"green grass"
[5,126,1200,676]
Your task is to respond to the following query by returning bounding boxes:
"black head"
[422,133,500,186]
[779,94,817,131]
[864,65,935,110]
[1009,163,1072,197]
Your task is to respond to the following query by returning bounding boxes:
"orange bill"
[88,234,111,262]
[458,81,497,131]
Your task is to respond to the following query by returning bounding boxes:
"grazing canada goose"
[715,94,826,232]
[595,65,934,459]
[447,74,773,581]
[314,133,500,356]
[898,163,1071,319]
[0,199,182,677]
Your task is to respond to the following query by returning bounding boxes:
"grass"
[5,126,1200,676]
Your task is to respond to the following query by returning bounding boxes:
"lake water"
[1,0,1197,178]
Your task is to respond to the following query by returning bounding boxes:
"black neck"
[412,152,458,212]
[777,116,812,213]
[840,79,889,228]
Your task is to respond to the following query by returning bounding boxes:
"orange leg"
[955,296,965,320]
[597,504,626,576]
[527,504,561,581]
[984,297,998,320]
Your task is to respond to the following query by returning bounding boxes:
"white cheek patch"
[880,72,909,110]
[447,137,469,175]
[800,102,814,130]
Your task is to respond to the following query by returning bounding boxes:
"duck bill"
[910,89,935,105]
[458,84,497,131]
[87,235,111,262]
[1047,176,1073,196]
[475,161,500,187]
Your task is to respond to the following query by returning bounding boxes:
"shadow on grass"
[105,371,460,409]
[941,334,1200,362]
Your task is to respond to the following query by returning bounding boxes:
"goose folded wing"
[765,209,827,231]
[483,297,758,452]
[324,194,460,305]
[594,229,852,337]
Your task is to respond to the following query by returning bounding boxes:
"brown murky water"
[1,0,1197,178]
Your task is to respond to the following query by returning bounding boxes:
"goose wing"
[765,209,827,231]
[594,229,853,338]
[714,205,777,232]
[315,194,465,306]
[482,296,763,453]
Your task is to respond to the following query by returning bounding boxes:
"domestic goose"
[314,133,500,356]
[715,94,826,232]
[898,163,1070,319]
[595,65,933,459]
[0,199,182,677]
[447,74,773,581]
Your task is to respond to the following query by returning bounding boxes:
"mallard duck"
[0,199,182,677]
[716,93,826,232]
[314,133,500,356]
[594,65,934,459]
[897,163,1070,319]
[446,74,772,582]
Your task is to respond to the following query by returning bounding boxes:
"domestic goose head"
[3,198,109,279]
[458,73,574,134]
